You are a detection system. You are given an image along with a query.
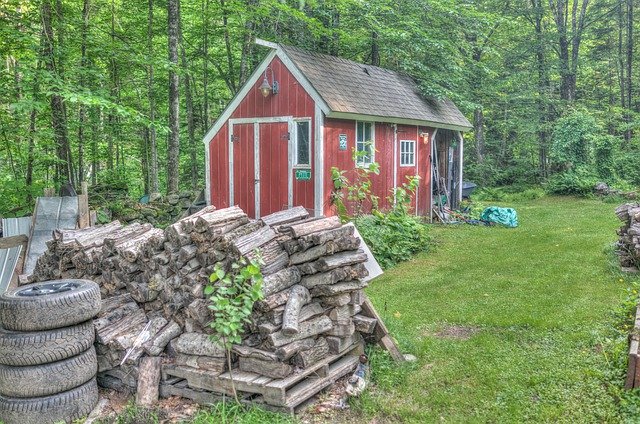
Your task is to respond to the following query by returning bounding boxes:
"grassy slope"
[358,196,626,423]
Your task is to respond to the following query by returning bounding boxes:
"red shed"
[204,40,472,219]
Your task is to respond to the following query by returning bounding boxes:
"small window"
[356,121,374,166]
[295,120,310,167]
[400,140,415,166]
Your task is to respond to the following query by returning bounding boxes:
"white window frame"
[293,118,312,168]
[400,140,416,167]
[355,121,375,167]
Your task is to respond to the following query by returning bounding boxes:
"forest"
[0,0,639,216]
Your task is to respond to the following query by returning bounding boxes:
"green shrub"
[545,167,599,195]
[550,110,598,168]
[473,186,545,202]
[593,135,619,182]
[355,213,430,269]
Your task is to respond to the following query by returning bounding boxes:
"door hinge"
[281,132,290,141]
[231,134,239,142]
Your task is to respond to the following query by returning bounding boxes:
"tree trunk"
[179,19,197,190]
[41,0,72,188]
[534,0,550,178]
[148,0,159,193]
[167,0,180,194]
[202,0,210,128]
[625,0,633,142]
[473,107,485,163]
[77,0,90,184]
[370,31,380,66]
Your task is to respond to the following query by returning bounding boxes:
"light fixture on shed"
[259,67,279,97]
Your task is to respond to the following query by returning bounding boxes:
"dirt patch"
[433,324,480,340]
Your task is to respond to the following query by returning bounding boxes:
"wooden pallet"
[625,304,640,389]
[161,341,363,411]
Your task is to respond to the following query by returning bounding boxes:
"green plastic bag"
[480,206,518,228]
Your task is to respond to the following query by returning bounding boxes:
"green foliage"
[545,167,599,196]
[205,258,264,348]
[355,213,429,269]
[550,111,598,168]
[593,135,619,182]
[188,401,294,424]
[93,402,164,424]
[330,148,380,218]
[473,186,546,202]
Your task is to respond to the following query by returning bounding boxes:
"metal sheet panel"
[0,216,32,293]
[24,197,78,276]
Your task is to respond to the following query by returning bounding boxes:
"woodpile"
[616,203,640,271]
[27,205,379,398]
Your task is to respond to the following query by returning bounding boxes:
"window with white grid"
[400,140,415,166]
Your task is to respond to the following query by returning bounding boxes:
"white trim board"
[327,111,472,132]
[314,105,325,217]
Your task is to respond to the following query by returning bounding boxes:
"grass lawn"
[355,195,632,423]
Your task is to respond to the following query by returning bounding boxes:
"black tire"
[0,279,101,331]
[0,377,98,424]
[0,320,95,366]
[0,347,97,398]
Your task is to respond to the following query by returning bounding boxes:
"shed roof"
[280,44,472,130]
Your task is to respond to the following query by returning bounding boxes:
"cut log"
[232,226,276,256]
[136,357,162,406]
[179,205,218,233]
[326,334,361,354]
[268,315,333,347]
[311,279,368,297]
[261,206,309,227]
[301,225,355,247]
[300,264,368,289]
[289,236,361,265]
[232,345,279,362]
[274,338,316,361]
[171,332,225,357]
[298,250,368,275]
[238,356,293,379]
[255,289,290,312]
[96,308,148,345]
[351,290,365,306]
[353,315,377,334]
[193,206,246,233]
[286,216,341,238]
[262,267,301,297]
[144,321,182,356]
[318,293,351,307]
[326,321,355,337]
[99,293,135,315]
[175,354,226,374]
[282,285,311,336]
[293,337,329,368]
[329,306,352,325]
[103,223,153,256]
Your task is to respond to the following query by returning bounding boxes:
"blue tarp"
[480,206,518,228]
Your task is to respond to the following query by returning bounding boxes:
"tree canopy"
[0,0,638,216]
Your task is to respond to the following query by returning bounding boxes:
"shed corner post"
[314,104,325,217]
[456,131,464,204]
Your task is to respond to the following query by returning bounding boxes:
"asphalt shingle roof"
[280,44,472,130]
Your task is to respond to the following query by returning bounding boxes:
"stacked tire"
[0,280,101,424]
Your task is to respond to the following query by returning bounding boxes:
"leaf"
[204,285,214,295]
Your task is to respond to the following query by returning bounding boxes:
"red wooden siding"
[232,123,255,218]
[417,126,434,215]
[323,119,432,216]
[208,56,316,216]
[259,122,289,216]
[210,123,229,209]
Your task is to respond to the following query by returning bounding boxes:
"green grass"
[353,196,634,423]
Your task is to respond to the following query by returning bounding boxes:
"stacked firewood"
[27,205,378,390]
[229,213,376,378]
[616,203,640,271]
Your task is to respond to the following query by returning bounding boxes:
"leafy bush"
[355,213,430,269]
[550,110,598,168]
[545,167,599,195]
[472,186,545,202]
[593,135,619,182]
[615,147,640,186]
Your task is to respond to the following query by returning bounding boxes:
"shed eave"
[325,111,473,132]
